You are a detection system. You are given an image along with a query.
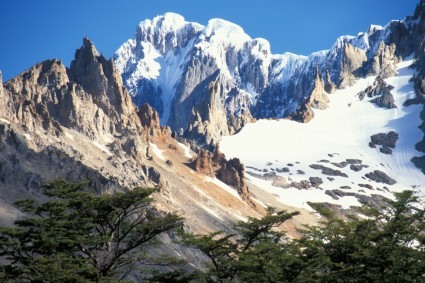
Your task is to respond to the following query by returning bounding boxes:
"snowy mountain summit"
[114,11,413,147]
[114,13,305,145]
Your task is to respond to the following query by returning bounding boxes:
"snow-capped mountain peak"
[114,10,422,147]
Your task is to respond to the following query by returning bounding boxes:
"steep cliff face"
[338,43,367,88]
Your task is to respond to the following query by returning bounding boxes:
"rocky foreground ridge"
[2,39,306,234]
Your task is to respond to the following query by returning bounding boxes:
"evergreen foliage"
[0,180,183,282]
[0,181,424,282]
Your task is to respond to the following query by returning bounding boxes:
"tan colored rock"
[288,103,315,123]
[339,43,367,88]
[190,149,215,176]
[366,42,398,78]
[308,66,329,110]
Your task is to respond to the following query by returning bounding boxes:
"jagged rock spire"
[70,37,113,96]
[308,65,329,110]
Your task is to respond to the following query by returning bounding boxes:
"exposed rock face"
[4,43,142,147]
[137,103,171,139]
[0,71,5,110]
[190,149,215,176]
[324,70,336,94]
[338,43,367,88]
[0,39,161,198]
[0,71,3,94]
[287,103,314,123]
[308,66,329,110]
[217,158,253,205]
[366,42,398,78]
[183,78,254,146]
[189,145,253,204]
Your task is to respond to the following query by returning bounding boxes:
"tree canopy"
[0,181,424,282]
[0,180,183,282]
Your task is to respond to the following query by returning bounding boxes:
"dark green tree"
[0,180,183,282]
[298,190,425,282]
[182,208,300,282]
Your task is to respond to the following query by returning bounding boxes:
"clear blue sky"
[0,0,418,81]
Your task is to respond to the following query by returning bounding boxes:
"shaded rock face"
[138,103,160,129]
[398,2,425,173]
[0,122,119,211]
[324,70,336,94]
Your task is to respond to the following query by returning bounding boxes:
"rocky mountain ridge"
[2,0,425,231]
[1,38,290,233]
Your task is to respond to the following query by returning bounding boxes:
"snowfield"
[220,59,425,211]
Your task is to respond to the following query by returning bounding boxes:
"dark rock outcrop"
[365,170,397,185]
[370,131,399,154]
[287,103,314,123]
[309,177,323,187]
[357,76,396,109]
[138,103,160,130]
[309,164,348,177]
[190,145,253,205]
